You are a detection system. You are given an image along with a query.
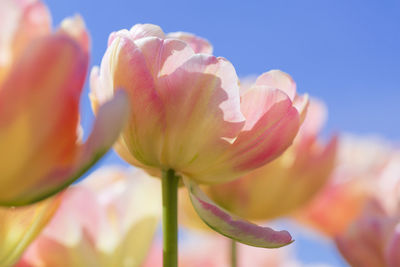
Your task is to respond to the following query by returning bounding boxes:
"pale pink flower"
[90,23,308,248]
[296,135,394,236]
[90,23,307,185]
[0,0,129,206]
[17,167,161,267]
[335,153,400,267]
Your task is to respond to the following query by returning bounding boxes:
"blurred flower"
[0,0,129,206]
[204,99,337,220]
[335,153,400,267]
[90,23,307,185]
[143,230,332,267]
[0,196,61,267]
[17,166,161,267]
[296,135,393,236]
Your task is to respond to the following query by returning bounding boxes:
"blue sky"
[46,0,399,266]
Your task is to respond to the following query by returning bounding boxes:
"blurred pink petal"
[18,167,161,267]
[0,1,130,206]
[296,135,393,236]
[0,196,61,266]
[335,153,400,267]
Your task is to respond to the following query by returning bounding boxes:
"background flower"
[17,166,161,267]
[0,0,130,206]
[0,196,60,267]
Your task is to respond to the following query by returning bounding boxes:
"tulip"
[0,196,61,267]
[204,98,337,220]
[90,23,306,185]
[296,135,393,236]
[91,23,307,265]
[0,0,129,206]
[335,153,400,267]
[16,166,161,267]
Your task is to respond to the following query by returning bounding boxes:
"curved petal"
[0,34,87,204]
[59,15,90,54]
[230,87,300,170]
[293,93,309,123]
[255,70,296,101]
[158,54,245,170]
[183,178,293,248]
[255,70,308,121]
[0,0,51,81]
[130,24,166,40]
[196,87,299,183]
[0,91,130,206]
[0,195,61,267]
[296,98,327,140]
[167,32,213,54]
[107,36,166,166]
[335,207,387,267]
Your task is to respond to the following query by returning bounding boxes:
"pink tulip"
[90,23,307,249]
[90,23,306,184]
[0,0,129,206]
[296,136,393,236]
[335,153,400,267]
[17,167,161,267]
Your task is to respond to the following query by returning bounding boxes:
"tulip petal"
[183,178,294,248]
[158,53,245,169]
[167,32,213,54]
[255,70,296,101]
[105,35,167,166]
[0,195,61,267]
[59,15,90,54]
[0,91,130,206]
[0,0,51,81]
[130,24,166,40]
[230,87,300,170]
[0,34,87,204]
[197,87,299,183]
[386,224,400,267]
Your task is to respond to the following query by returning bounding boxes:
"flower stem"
[231,239,238,267]
[162,169,179,267]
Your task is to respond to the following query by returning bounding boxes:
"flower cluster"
[1,1,399,267]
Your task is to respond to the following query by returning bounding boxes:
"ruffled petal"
[0,34,87,204]
[183,178,293,248]
[167,32,213,54]
[157,54,245,170]
[130,24,166,40]
[195,87,299,183]
[0,91,130,206]
[255,70,296,101]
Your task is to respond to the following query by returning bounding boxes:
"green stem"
[231,239,237,267]
[162,169,179,267]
